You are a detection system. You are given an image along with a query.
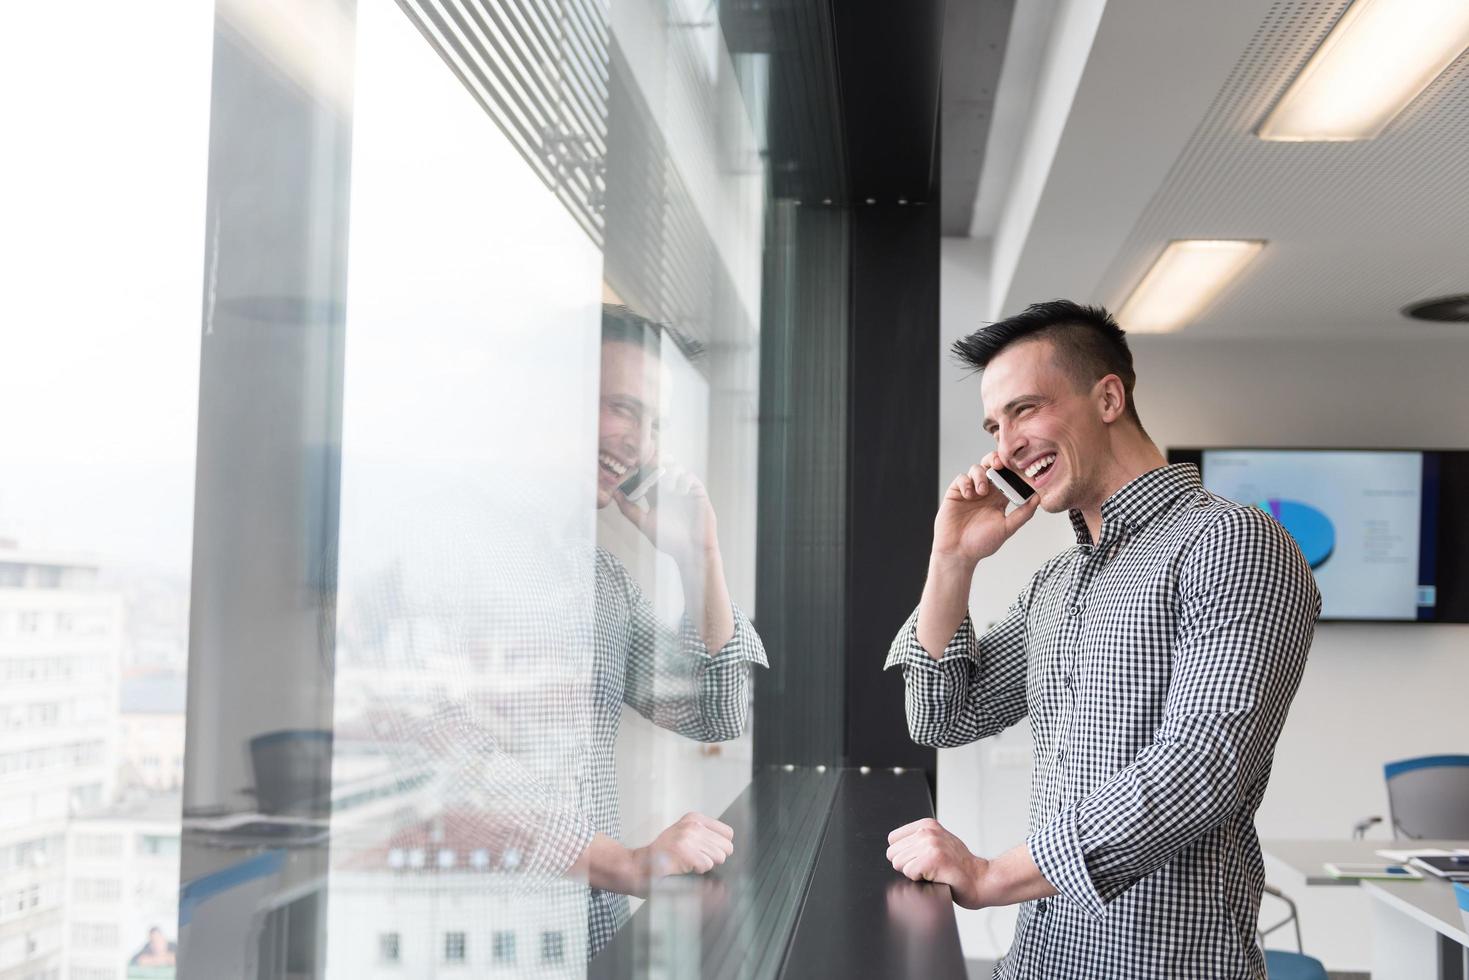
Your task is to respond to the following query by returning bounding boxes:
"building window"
[378,932,400,964]
[540,931,564,964]
[491,931,516,966]
[443,931,466,964]
[70,921,119,949]
[136,834,180,858]
[73,878,122,903]
[72,834,122,860]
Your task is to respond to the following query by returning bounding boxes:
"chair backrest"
[1384,755,1469,840]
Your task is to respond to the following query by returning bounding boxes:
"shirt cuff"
[1028,807,1107,921]
[688,604,769,669]
[882,607,975,672]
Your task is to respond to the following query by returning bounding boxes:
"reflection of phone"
[619,464,665,503]
[985,467,1034,507]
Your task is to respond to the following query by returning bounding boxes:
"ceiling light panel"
[1117,240,1266,335]
[1258,0,1469,142]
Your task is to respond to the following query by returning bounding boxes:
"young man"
[373,305,766,961]
[882,300,1319,978]
[569,304,769,952]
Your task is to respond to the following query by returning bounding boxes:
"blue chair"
[1384,755,1469,839]
[1259,885,1328,980]
[1264,949,1328,980]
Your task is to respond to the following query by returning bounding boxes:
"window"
[72,879,121,904]
[378,932,400,964]
[443,932,465,964]
[70,922,119,949]
[70,968,116,980]
[136,834,179,858]
[540,931,564,965]
[491,931,516,966]
[71,834,122,860]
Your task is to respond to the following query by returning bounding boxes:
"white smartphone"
[619,464,665,503]
[985,467,1035,507]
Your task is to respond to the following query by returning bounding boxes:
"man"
[364,304,765,960]
[568,304,769,951]
[882,300,1319,978]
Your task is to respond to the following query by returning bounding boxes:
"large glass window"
[7,0,842,975]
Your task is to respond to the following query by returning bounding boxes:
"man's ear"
[1094,374,1127,424]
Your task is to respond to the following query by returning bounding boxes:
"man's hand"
[632,812,735,885]
[886,818,987,909]
[932,451,1040,567]
[615,463,719,570]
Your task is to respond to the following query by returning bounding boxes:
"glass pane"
[2,3,211,979]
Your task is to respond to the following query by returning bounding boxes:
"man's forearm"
[678,546,735,652]
[570,832,645,897]
[916,551,978,658]
[972,841,1057,908]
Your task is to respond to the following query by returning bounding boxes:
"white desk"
[1263,839,1468,980]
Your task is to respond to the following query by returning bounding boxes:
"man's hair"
[951,299,1143,428]
[602,303,662,351]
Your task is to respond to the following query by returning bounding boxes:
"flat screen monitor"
[1167,448,1469,623]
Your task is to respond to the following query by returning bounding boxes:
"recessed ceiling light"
[1117,240,1266,335]
[1402,295,1469,323]
[1257,0,1469,142]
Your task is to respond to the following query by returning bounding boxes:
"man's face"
[596,340,659,509]
[979,338,1108,514]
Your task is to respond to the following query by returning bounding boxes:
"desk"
[590,767,965,979]
[1263,839,1469,980]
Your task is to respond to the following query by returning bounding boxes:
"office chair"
[1354,755,1469,840]
[1259,885,1328,980]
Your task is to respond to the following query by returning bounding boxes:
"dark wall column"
[844,203,940,777]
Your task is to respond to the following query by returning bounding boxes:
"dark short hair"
[601,304,662,351]
[951,299,1143,428]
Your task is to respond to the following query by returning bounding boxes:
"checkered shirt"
[377,535,766,965]
[582,547,768,954]
[885,464,1320,979]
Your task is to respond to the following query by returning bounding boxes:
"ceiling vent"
[1402,295,1469,322]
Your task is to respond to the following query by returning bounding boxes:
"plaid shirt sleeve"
[881,564,1050,748]
[414,699,597,880]
[1028,507,1320,919]
[616,559,769,742]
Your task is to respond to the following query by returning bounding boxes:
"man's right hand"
[632,812,734,885]
[932,452,1040,566]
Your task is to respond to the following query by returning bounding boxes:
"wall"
[936,239,1469,968]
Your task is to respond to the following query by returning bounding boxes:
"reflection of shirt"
[885,465,1319,980]
[583,547,768,954]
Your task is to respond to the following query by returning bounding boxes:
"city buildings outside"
[0,545,123,980]
[61,795,181,980]
[116,677,186,797]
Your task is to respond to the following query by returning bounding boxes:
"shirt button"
[1063,674,1073,690]
[1068,603,1082,617]
[1036,899,1050,914]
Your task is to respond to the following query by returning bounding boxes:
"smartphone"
[985,466,1035,507]
[619,464,665,503]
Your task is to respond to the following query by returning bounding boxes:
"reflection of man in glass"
[128,926,177,970]
[565,304,768,953]
[350,304,766,962]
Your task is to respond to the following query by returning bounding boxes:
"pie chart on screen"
[1256,498,1334,568]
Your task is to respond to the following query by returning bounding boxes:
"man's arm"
[613,550,769,742]
[572,814,735,897]
[1025,508,1320,919]
[676,543,735,652]
[886,822,1057,909]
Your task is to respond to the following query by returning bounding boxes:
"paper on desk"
[1374,847,1469,862]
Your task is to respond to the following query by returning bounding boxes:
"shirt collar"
[1067,463,1202,546]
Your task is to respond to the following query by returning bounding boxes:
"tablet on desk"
[1324,862,1423,881]
[1409,855,1469,881]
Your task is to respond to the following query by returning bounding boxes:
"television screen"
[1167,448,1469,623]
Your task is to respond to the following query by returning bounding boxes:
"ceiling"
[956,0,1469,340]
